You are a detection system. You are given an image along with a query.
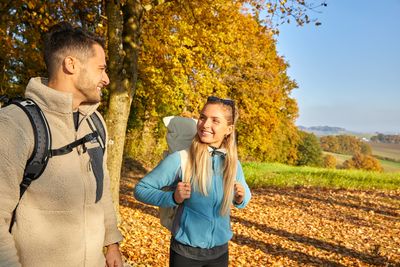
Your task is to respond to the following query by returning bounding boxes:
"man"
[0,22,123,266]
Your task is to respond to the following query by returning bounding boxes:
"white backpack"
[159,116,196,232]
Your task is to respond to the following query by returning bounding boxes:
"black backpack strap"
[8,98,51,232]
[50,132,99,156]
[11,99,52,194]
[50,112,105,157]
[86,112,106,202]
[88,112,106,151]
[50,112,106,203]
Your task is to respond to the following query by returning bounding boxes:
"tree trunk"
[105,0,142,217]
[0,2,12,95]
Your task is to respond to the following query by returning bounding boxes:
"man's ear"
[63,56,77,74]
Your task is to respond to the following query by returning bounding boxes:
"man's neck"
[47,78,81,110]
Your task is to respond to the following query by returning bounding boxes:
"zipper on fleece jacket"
[210,155,218,247]
[74,113,90,264]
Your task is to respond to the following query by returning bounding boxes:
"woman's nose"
[203,118,212,128]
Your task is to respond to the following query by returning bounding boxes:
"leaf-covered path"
[118,164,400,266]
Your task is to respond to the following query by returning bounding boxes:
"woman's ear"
[226,125,234,137]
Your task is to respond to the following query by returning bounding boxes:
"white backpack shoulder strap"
[179,149,189,183]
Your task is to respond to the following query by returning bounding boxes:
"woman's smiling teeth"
[200,129,212,136]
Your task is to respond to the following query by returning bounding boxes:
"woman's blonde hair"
[183,98,239,216]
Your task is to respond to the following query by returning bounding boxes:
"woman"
[134,96,251,267]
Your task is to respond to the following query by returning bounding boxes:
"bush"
[296,131,323,167]
[342,153,383,172]
[323,154,336,169]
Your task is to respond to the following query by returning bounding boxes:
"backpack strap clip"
[19,176,34,197]
[50,132,99,157]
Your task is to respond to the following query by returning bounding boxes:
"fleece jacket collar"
[25,77,100,117]
[208,146,227,157]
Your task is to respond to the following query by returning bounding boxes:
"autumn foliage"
[320,135,371,155]
[0,0,106,95]
[1,0,330,216]
[342,153,383,172]
[323,154,337,168]
[1,1,326,167]
[126,0,299,165]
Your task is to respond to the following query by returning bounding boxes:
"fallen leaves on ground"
[118,169,400,267]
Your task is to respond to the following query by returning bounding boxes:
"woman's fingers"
[234,182,244,204]
[174,182,191,203]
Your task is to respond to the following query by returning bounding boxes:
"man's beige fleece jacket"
[0,77,123,266]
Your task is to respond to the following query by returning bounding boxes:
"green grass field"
[377,158,400,172]
[242,162,400,190]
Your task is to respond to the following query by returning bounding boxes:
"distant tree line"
[370,134,400,144]
[295,133,382,172]
[320,135,371,155]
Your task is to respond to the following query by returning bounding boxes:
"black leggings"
[169,247,229,267]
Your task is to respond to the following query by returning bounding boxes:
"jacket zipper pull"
[88,158,92,172]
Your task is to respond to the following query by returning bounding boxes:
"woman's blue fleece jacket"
[134,151,251,249]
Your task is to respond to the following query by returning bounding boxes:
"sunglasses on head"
[206,96,235,121]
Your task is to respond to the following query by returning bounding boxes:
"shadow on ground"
[119,160,400,266]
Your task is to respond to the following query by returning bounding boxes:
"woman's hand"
[234,182,245,205]
[174,182,191,204]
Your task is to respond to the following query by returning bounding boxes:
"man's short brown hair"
[43,22,104,78]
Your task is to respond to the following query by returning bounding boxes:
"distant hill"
[298,125,373,138]
[298,125,348,136]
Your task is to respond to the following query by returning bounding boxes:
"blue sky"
[275,0,400,133]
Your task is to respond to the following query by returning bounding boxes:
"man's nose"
[103,72,110,86]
